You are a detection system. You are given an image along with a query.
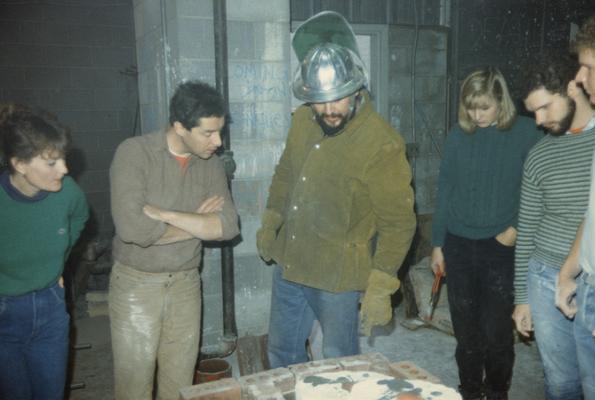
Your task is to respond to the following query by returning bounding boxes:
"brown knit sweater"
[110,130,239,273]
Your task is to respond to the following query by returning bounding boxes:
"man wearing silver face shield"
[256,11,416,368]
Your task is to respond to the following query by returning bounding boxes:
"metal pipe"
[448,0,460,129]
[214,0,230,150]
[411,0,420,177]
[201,0,238,360]
[160,0,171,124]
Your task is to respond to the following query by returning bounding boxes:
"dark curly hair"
[523,55,578,99]
[168,81,226,130]
[0,103,69,173]
[573,14,595,54]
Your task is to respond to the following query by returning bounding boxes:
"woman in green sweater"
[430,67,542,400]
[0,104,89,400]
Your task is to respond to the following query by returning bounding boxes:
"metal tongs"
[426,271,443,321]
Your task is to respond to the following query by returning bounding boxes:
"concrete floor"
[66,305,545,400]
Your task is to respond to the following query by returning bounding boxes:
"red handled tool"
[426,271,443,321]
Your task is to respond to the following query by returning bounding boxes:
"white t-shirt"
[578,116,595,275]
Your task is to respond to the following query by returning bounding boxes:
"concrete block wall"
[205,0,291,348]
[388,26,448,215]
[134,0,290,350]
[291,0,443,25]
[0,0,138,241]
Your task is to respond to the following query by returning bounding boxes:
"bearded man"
[513,57,595,400]
[256,34,416,367]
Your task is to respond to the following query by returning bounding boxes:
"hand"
[58,276,64,288]
[512,304,533,337]
[256,210,283,263]
[256,227,276,262]
[495,226,517,247]
[430,247,446,276]
[360,292,393,336]
[196,196,224,214]
[555,274,578,318]
[143,204,165,221]
[359,270,400,336]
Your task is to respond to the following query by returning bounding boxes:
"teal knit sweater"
[0,174,89,296]
[432,116,543,247]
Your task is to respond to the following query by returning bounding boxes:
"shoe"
[459,385,485,400]
[485,389,508,400]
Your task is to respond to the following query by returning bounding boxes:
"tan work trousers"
[108,262,201,400]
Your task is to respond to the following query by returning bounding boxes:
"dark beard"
[548,100,576,136]
[315,113,350,136]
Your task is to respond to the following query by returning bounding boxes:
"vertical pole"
[213,0,238,352]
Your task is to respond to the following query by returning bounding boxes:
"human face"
[524,87,575,135]
[11,151,68,196]
[466,96,499,128]
[177,116,225,159]
[311,95,353,130]
[576,48,595,104]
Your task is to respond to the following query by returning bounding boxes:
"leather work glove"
[256,209,282,262]
[360,269,401,336]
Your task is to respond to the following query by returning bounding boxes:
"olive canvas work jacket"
[267,93,416,292]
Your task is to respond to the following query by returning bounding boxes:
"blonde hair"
[458,67,517,133]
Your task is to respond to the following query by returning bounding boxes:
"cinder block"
[179,378,241,400]
[414,49,447,76]
[227,1,289,21]
[389,361,441,384]
[415,76,446,101]
[363,352,392,375]
[254,23,287,62]
[389,27,416,47]
[417,30,447,50]
[238,367,294,394]
[178,18,214,59]
[337,354,373,371]
[227,21,256,60]
[172,0,212,18]
[241,383,284,400]
[231,180,261,217]
[288,359,341,380]
[178,59,217,85]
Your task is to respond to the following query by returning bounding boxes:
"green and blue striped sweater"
[514,126,595,303]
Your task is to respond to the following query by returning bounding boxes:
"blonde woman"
[430,67,542,400]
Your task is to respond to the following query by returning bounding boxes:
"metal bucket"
[194,358,232,384]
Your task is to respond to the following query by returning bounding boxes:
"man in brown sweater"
[108,81,239,400]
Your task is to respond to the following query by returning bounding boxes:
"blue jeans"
[575,272,595,400]
[0,283,70,400]
[527,258,582,400]
[443,233,515,399]
[267,266,360,368]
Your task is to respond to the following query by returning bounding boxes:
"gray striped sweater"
[514,126,595,304]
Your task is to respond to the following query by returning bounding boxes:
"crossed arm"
[143,195,224,244]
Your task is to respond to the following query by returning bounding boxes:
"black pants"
[443,233,515,399]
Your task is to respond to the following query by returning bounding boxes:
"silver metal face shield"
[292,43,368,103]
